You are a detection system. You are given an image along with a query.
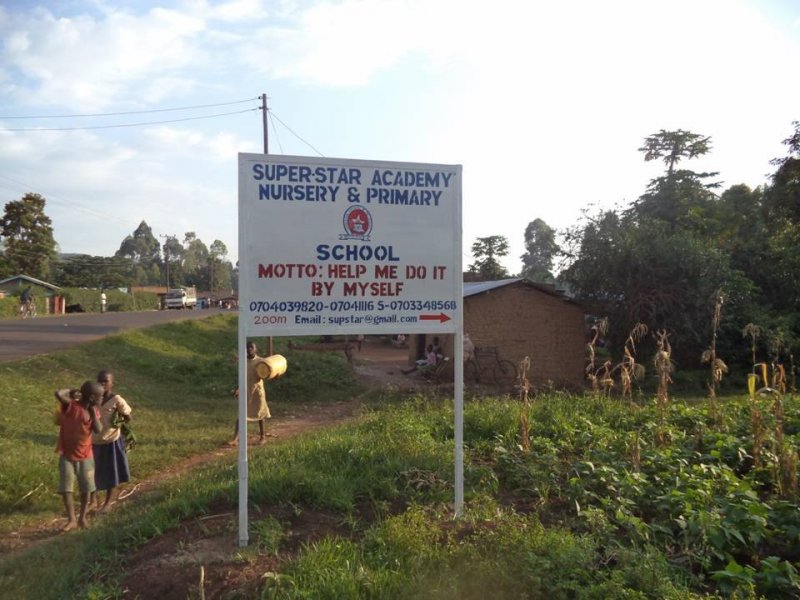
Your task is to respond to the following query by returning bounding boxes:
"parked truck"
[164,286,197,309]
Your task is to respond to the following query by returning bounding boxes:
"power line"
[0,97,258,120]
[0,175,133,227]
[269,111,324,157]
[0,108,257,132]
[267,111,284,154]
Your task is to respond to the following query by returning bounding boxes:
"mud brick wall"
[463,284,584,389]
[410,282,585,389]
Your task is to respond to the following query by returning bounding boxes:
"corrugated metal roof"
[463,278,523,297]
[0,274,61,291]
[463,277,580,306]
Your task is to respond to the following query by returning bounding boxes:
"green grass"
[2,316,799,598]
[0,313,358,530]
[0,392,711,599]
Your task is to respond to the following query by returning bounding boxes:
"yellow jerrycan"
[255,354,288,380]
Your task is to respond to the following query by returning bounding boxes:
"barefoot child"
[92,370,132,512]
[55,381,102,531]
[229,342,271,446]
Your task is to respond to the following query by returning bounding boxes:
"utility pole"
[259,92,273,354]
[260,93,269,154]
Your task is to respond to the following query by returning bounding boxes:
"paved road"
[0,308,233,363]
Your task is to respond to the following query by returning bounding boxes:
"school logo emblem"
[340,206,372,241]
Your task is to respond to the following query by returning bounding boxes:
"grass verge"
[0,313,358,531]
[2,315,798,598]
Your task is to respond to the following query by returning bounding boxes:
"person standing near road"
[54,382,102,531]
[229,341,271,446]
[91,370,132,512]
[100,290,107,313]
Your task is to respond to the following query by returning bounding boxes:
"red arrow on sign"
[420,313,451,323]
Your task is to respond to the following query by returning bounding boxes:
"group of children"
[54,370,132,531]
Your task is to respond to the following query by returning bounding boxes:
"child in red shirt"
[55,381,102,531]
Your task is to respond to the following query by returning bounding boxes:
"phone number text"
[248,299,457,313]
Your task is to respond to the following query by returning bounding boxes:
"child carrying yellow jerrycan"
[255,354,288,381]
[229,342,287,446]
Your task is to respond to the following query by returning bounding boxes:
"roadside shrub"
[0,296,18,317]
[59,287,159,312]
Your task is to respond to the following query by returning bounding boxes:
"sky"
[1,0,799,274]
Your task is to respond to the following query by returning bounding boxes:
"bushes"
[0,296,19,318]
[0,288,160,315]
[58,288,159,313]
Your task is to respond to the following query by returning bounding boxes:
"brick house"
[407,278,585,389]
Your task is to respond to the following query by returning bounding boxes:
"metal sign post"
[238,154,462,543]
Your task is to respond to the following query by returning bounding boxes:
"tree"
[520,218,559,282]
[560,209,623,308]
[147,263,161,286]
[561,127,800,369]
[162,235,184,288]
[132,265,148,286]
[561,213,750,364]
[53,255,133,288]
[115,221,161,285]
[631,130,719,229]
[468,235,510,281]
[638,129,712,177]
[767,121,800,223]
[561,131,754,365]
[0,192,57,279]
[115,221,161,266]
[183,232,209,289]
[209,239,232,291]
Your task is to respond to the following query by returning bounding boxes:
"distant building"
[0,274,61,297]
[0,274,62,314]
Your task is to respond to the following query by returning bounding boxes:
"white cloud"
[2,0,799,272]
[206,0,269,22]
[241,0,466,86]
[1,5,207,110]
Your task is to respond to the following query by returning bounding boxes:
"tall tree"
[115,221,161,285]
[116,221,161,267]
[53,255,134,288]
[162,235,184,288]
[561,131,754,364]
[468,235,510,281]
[561,211,750,364]
[520,218,559,282]
[183,232,209,289]
[767,121,800,223]
[638,129,712,177]
[209,239,231,291]
[0,192,57,279]
[560,209,623,308]
[631,130,719,228]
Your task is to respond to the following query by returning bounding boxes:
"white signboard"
[236,153,464,546]
[238,154,462,336]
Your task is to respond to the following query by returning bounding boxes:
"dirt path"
[0,340,419,558]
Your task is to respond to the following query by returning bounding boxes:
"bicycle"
[422,356,451,384]
[19,300,37,319]
[464,346,517,386]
